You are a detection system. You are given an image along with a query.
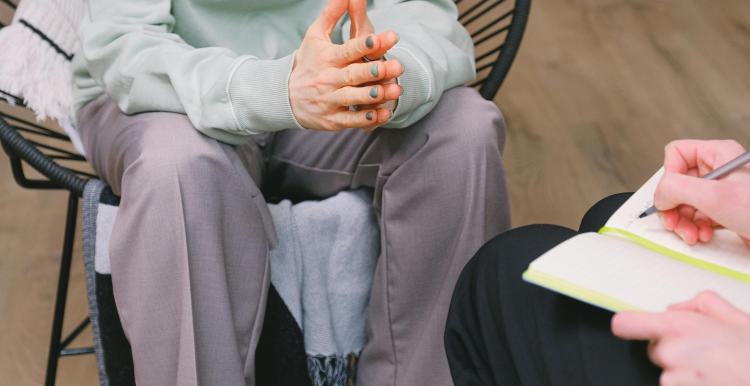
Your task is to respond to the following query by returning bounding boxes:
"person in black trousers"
[445,140,750,386]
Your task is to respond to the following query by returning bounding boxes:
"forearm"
[80,0,301,144]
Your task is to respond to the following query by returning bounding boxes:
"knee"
[469,224,576,281]
[126,114,236,186]
[579,193,633,232]
[431,87,507,159]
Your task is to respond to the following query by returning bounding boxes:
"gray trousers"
[77,87,511,386]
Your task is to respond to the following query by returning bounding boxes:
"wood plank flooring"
[2,0,750,384]
[499,0,750,228]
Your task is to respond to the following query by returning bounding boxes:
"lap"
[78,87,502,202]
[77,95,267,195]
[446,194,660,386]
[265,86,505,201]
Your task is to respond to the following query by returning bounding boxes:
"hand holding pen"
[644,140,750,247]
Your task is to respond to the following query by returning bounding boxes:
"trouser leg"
[445,194,661,386]
[267,86,511,386]
[77,96,275,386]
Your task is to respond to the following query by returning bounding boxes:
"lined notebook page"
[604,168,750,276]
[526,233,750,312]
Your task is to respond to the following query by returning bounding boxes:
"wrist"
[228,52,305,133]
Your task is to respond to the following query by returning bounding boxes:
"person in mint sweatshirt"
[73,0,511,385]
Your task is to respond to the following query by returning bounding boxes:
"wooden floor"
[3,0,750,384]
[500,0,750,228]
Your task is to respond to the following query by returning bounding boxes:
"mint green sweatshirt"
[73,0,475,144]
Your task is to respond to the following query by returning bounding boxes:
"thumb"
[309,0,349,40]
[654,172,724,217]
[668,291,750,325]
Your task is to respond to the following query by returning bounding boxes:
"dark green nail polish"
[366,111,373,120]
[370,63,379,77]
[366,36,374,48]
[369,87,378,98]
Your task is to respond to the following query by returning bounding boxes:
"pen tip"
[638,212,647,218]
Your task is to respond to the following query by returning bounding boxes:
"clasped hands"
[290,0,402,132]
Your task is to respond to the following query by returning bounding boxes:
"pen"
[639,150,750,218]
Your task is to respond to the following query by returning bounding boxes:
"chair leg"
[44,192,79,386]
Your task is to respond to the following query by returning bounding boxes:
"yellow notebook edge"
[598,226,750,284]
[522,269,641,313]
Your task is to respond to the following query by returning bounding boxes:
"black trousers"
[444,193,662,386]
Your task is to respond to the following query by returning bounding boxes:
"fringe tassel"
[307,353,359,386]
[0,23,75,121]
[0,23,81,147]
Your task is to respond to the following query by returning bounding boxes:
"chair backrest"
[0,0,530,196]
[458,0,530,100]
[0,0,13,28]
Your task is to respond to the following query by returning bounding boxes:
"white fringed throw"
[0,0,85,153]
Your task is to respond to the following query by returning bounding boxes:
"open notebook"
[523,169,750,313]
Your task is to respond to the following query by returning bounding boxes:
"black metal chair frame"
[0,0,530,385]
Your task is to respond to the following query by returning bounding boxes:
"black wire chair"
[0,0,530,384]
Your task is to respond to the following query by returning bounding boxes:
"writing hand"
[653,139,750,247]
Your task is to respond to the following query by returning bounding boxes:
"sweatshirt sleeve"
[341,0,476,128]
[79,0,303,144]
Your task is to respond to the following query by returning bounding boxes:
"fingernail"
[366,111,373,120]
[370,87,378,98]
[395,33,400,43]
[366,36,374,48]
[370,63,379,77]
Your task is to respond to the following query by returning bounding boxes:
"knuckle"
[341,87,355,102]
[315,72,331,86]
[321,116,337,131]
[313,82,329,97]
[664,140,681,156]
[322,48,337,63]
[722,139,742,148]
[344,70,355,85]
[331,118,346,131]
[693,295,710,313]
[659,372,675,386]
[352,69,363,84]
[352,114,365,128]
[651,344,673,368]
[696,290,718,304]
[654,177,675,204]
[654,182,666,201]
[669,322,689,338]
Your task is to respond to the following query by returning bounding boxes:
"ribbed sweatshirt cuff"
[386,45,432,127]
[227,52,304,134]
